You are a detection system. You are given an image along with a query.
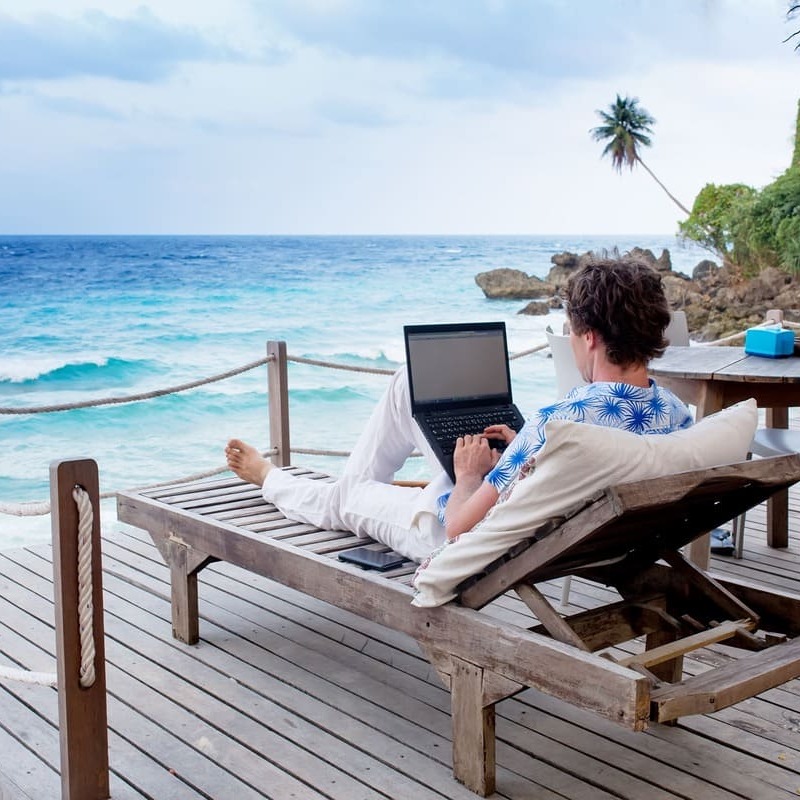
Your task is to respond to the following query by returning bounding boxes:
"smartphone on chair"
[338,546,408,571]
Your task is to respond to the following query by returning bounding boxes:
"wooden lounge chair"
[117,452,800,796]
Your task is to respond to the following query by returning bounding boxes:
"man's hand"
[445,434,501,540]
[483,423,517,446]
[452,434,500,482]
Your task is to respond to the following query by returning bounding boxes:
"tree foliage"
[748,169,800,272]
[678,7,800,274]
[678,184,756,265]
[680,170,800,276]
[680,96,800,276]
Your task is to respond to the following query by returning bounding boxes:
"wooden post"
[50,458,110,800]
[765,308,785,325]
[267,340,291,467]
[763,309,789,548]
[766,406,790,549]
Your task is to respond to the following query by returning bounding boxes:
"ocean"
[0,234,709,548]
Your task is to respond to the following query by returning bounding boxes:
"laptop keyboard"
[428,408,521,455]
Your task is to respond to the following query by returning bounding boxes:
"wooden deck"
[3,497,800,799]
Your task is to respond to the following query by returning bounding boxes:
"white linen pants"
[262,369,453,562]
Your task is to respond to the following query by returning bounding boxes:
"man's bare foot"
[225,439,272,486]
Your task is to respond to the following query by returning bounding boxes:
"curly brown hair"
[565,255,670,367]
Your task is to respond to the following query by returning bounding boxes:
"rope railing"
[0,663,59,686]
[2,317,796,515]
[703,318,800,346]
[1,445,415,516]
[0,500,52,517]
[0,345,555,417]
[4,318,798,418]
[287,354,395,375]
[509,342,549,360]
[0,355,273,415]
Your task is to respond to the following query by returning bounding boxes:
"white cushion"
[411,399,758,607]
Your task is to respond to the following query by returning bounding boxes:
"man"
[226,256,692,562]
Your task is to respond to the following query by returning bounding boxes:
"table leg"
[766,407,789,549]
[686,384,725,570]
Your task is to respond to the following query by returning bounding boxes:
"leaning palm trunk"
[637,156,727,265]
[636,156,692,217]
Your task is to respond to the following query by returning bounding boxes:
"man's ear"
[584,328,599,350]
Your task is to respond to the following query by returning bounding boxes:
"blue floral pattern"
[437,379,692,523]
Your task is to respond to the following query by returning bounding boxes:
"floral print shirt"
[436,379,692,523]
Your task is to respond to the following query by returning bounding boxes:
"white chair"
[664,310,689,346]
[554,311,691,607]
[547,311,689,400]
[545,325,587,398]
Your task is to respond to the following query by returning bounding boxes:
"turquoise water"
[0,234,709,547]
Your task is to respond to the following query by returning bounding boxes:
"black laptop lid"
[404,322,514,413]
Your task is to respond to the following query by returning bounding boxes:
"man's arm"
[444,435,500,539]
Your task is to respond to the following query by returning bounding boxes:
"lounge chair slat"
[651,636,800,722]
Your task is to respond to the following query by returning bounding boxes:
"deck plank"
[0,563,317,800]
[0,550,447,800]
[101,524,800,796]
[4,487,800,798]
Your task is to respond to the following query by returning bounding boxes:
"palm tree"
[591,94,692,217]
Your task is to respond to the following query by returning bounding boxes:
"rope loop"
[72,485,96,688]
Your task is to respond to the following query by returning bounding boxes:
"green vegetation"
[679,6,799,274]
[679,100,800,275]
[594,8,800,277]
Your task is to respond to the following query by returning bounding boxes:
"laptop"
[404,321,526,482]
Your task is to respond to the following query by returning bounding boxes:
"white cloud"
[0,0,797,233]
[0,7,254,82]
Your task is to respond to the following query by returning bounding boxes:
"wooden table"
[649,345,800,568]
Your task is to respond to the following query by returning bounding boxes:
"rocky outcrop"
[680,266,799,340]
[517,300,551,315]
[474,268,556,299]
[475,248,800,340]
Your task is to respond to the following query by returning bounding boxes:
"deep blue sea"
[0,234,709,548]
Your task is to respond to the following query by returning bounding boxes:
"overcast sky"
[1,0,798,235]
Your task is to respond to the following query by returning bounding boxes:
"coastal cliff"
[475,248,800,341]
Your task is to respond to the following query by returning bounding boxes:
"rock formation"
[474,268,556,299]
[475,248,800,341]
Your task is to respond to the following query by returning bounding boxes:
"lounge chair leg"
[148,532,213,644]
[169,542,200,644]
[450,656,496,796]
[644,629,683,727]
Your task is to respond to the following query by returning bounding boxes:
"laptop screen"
[404,322,513,409]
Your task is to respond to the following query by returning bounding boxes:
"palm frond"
[786,3,800,48]
[591,95,654,170]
